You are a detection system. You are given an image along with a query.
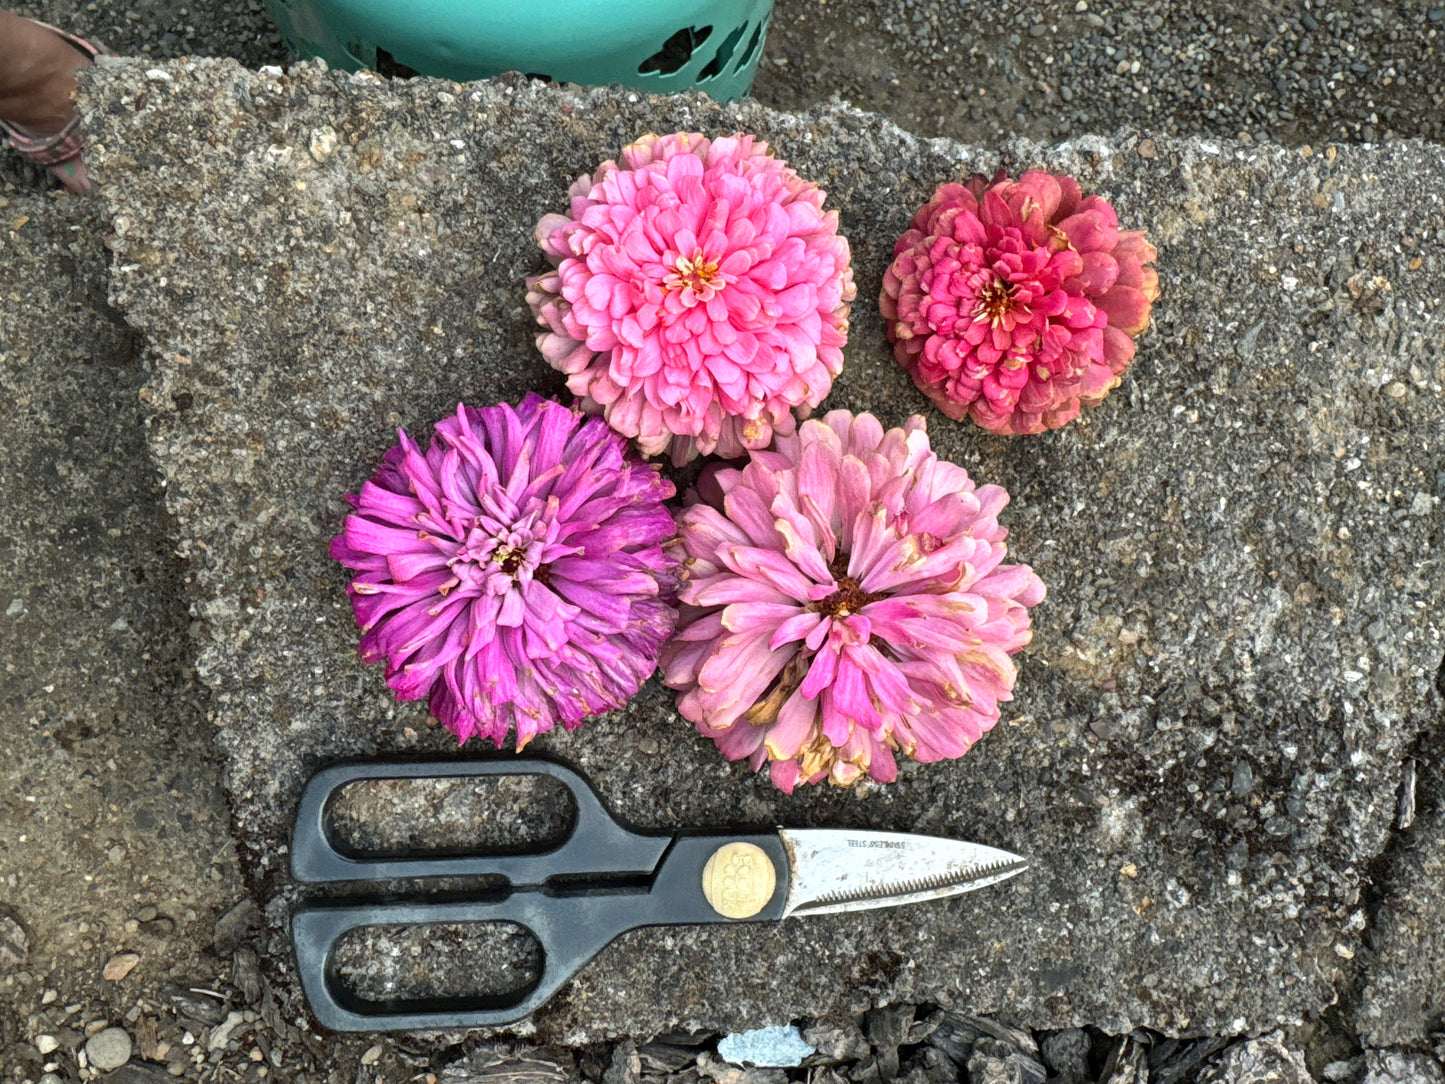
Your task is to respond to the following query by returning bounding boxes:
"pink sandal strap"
[0,20,109,186]
[1,114,86,168]
[28,20,108,62]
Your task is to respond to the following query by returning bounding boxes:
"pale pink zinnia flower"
[526,132,857,465]
[330,394,678,749]
[881,171,1159,435]
[660,410,1045,792]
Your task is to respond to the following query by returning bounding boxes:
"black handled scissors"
[290,759,1027,1032]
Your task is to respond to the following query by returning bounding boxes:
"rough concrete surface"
[82,53,1445,1045]
[1352,724,1445,1048]
[1197,1033,1313,1084]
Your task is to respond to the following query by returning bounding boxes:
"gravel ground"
[751,0,1445,145]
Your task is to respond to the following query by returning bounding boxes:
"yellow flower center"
[664,250,723,294]
[974,276,1016,327]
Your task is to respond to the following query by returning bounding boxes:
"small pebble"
[207,1010,245,1052]
[309,126,340,163]
[35,1034,59,1055]
[86,1027,134,1071]
[0,907,27,967]
[1233,763,1256,797]
[104,952,141,981]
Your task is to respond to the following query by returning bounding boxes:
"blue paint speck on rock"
[718,1025,816,1067]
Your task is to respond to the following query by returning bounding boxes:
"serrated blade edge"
[779,828,1028,918]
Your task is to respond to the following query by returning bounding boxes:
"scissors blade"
[778,828,1027,918]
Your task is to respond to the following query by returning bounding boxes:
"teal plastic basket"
[267,0,775,101]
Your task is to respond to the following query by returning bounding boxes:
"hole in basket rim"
[699,22,749,81]
[639,25,713,75]
[732,21,765,74]
[375,47,420,80]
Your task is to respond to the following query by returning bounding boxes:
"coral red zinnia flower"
[331,395,678,749]
[881,172,1159,435]
[661,410,1045,792]
[527,132,856,465]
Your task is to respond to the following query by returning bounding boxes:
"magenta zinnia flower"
[330,394,678,748]
[881,172,1159,435]
[526,132,857,465]
[660,411,1045,792]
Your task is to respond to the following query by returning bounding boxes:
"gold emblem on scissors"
[701,842,777,919]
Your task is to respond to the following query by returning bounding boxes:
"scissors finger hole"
[327,775,577,858]
[331,921,543,1008]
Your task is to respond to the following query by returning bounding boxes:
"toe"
[50,156,91,195]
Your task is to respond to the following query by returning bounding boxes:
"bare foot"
[0,12,97,192]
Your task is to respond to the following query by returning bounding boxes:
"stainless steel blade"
[778,828,1027,918]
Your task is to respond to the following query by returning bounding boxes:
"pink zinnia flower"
[881,171,1159,435]
[330,395,678,749]
[526,132,857,465]
[660,410,1045,792]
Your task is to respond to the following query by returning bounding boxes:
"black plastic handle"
[291,833,789,1031]
[290,758,670,883]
